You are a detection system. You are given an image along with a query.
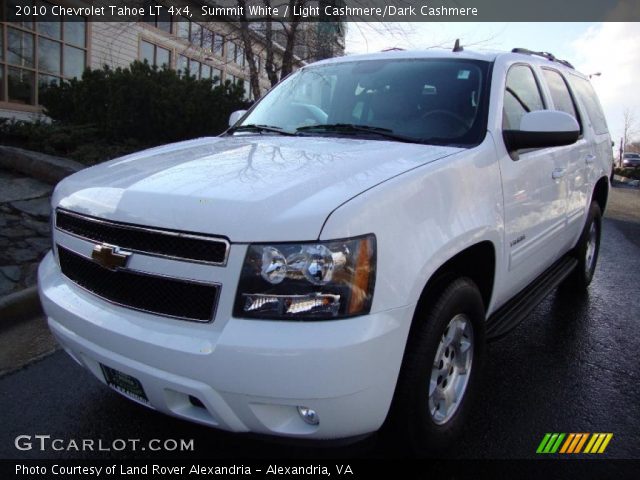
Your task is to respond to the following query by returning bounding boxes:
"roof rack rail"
[511,48,575,69]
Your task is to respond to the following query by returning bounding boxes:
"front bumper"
[39,252,414,439]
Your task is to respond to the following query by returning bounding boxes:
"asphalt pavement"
[1,186,639,460]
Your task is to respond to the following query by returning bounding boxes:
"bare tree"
[237,0,262,99]
[621,108,639,165]
[242,0,344,89]
[623,108,638,149]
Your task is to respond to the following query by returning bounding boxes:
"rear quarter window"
[541,68,581,130]
[568,75,609,135]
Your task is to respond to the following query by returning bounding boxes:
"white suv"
[39,47,612,452]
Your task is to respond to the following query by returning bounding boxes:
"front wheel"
[388,277,486,454]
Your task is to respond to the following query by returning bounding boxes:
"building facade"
[0,0,345,121]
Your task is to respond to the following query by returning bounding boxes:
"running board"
[486,256,578,341]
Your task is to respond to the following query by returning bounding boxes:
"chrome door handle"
[552,168,566,179]
[585,154,596,164]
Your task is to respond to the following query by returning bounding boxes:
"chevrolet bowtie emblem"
[91,244,131,270]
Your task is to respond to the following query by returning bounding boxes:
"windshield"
[237,58,490,146]
[624,153,640,159]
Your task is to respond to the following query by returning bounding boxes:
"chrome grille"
[57,246,219,322]
[55,208,229,265]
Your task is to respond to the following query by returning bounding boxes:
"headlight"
[234,234,376,320]
[51,206,57,261]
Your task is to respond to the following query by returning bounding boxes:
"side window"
[541,69,580,129]
[569,75,609,135]
[503,65,545,130]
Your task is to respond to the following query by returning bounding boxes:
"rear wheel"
[564,202,602,290]
[388,277,486,454]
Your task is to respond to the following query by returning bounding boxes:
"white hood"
[54,136,462,242]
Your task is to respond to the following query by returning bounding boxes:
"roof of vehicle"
[311,48,585,77]
[313,49,502,65]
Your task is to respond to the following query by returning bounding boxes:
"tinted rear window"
[568,75,608,135]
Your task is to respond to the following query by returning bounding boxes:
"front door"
[500,64,569,292]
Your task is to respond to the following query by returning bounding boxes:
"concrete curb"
[0,146,66,327]
[613,174,640,188]
[0,286,43,330]
[0,145,83,184]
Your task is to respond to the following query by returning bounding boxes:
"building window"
[63,44,84,78]
[226,43,236,63]
[177,54,189,74]
[1,1,88,106]
[201,63,211,80]
[212,68,221,85]
[213,34,224,57]
[143,2,172,33]
[189,58,200,78]
[200,64,221,85]
[236,45,245,67]
[176,17,212,49]
[225,43,246,67]
[8,67,34,105]
[64,17,86,47]
[140,40,171,68]
[8,27,35,68]
[176,16,189,42]
[198,27,217,55]
[177,54,219,84]
[190,22,202,46]
[226,75,249,99]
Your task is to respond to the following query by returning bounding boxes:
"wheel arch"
[591,176,609,214]
[411,241,496,330]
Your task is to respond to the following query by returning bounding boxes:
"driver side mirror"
[503,110,580,154]
[228,110,247,127]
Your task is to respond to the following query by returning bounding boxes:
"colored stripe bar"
[567,433,583,453]
[574,433,589,453]
[543,433,559,453]
[583,433,598,453]
[591,433,607,453]
[537,433,552,454]
[598,434,613,453]
[536,432,613,454]
[550,433,565,453]
[560,433,575,453]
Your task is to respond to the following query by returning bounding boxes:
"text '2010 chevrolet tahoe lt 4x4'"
[39,47,613,453]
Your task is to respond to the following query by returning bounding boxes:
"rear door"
[567,74,614,207]
[540,68,591,245]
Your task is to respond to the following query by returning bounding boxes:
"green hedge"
[40,61,250,145]
[0,119,145,164]
[614,167,640,181]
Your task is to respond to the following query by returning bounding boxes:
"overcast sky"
[345,22,640,149]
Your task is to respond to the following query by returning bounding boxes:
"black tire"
[388,277,486,455]
[564,202,602,290]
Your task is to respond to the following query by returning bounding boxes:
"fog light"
[297,406,319,426]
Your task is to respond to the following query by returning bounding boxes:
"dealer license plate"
[100,364,149,404]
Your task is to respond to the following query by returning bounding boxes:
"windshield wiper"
[296,123,418,143]
[228,124,297,136]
